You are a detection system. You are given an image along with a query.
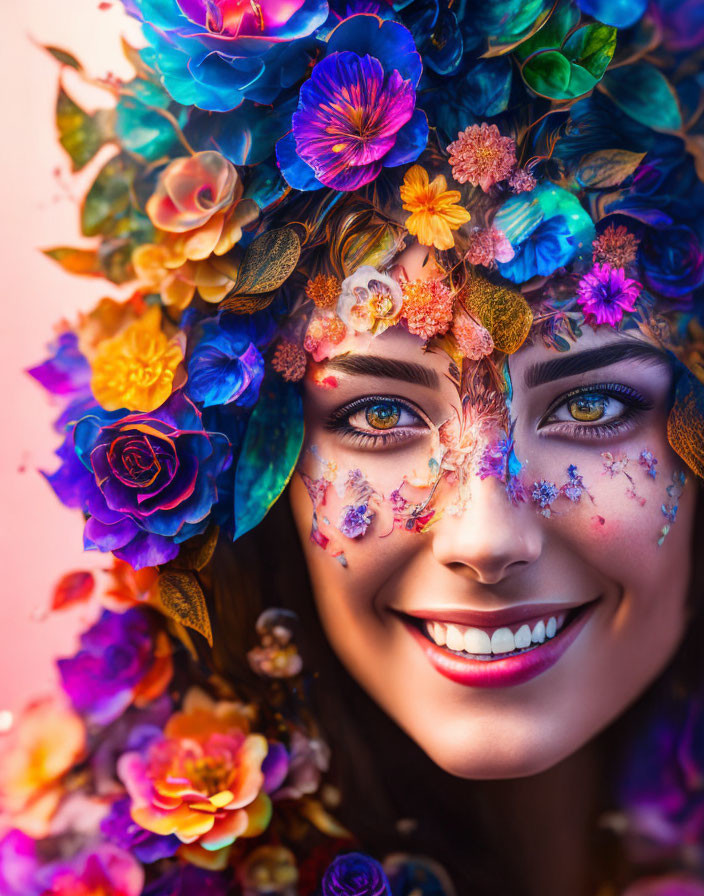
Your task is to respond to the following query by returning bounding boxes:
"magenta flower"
[576,263,642,326]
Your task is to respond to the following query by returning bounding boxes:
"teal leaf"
[562,24,617,79]
[115,78,185,161]
[601,64,682,132]
[234,375,304,538]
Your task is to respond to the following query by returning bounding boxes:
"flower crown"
[4,1,704,893]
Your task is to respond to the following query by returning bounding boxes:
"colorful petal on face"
[292,52,415,189]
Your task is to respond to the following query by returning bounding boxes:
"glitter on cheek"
[658,470,687,545]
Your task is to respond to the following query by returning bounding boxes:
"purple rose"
[640,225,704,299]
[322,852,391,896]
[46,392,231,569]
[58,608,172,726]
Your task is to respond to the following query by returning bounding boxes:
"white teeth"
[422,609,573,654]
[531,620,546,644]
[514,624,532,649]
[446,624,465,652]
[464,627,491,654]
[491,627,515,654]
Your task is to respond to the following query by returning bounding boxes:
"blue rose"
[322,852,391,896]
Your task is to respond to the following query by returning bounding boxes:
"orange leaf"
[52,571,95,610]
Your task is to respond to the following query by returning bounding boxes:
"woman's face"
[288,276,697,779]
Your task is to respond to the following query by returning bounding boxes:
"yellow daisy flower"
[400,165,471,251]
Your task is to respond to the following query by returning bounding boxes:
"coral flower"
[117,690,275,867]
[400,165,470,251]
[401,278,455,340]
[0,699,85,837]
[90,306,184,412]
[592,223,640,268]
[577,263,642,326]
[447,123,516,192]
[464,227,515,268]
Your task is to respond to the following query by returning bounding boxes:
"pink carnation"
[508,167,537,193]
[577,264,642,326]
[447,123,516,192]
[465,227,515,269]
[592,224,640,268]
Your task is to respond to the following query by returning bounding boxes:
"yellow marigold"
[400,165,471,251]
[90,306,184,412]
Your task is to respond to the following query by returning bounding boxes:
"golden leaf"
[158,571,213,645]
[667,379,704,479]
[460,273,533,354]
[167,526,219,572]
[228,228,301,297]
[219,293,278,314]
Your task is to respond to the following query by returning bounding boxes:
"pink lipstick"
[402,600,598,688]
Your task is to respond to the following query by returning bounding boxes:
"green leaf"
[81,153,136,237]
[523,50,575,97]
[576,149,646,187]
[56,87,114,171]
[43,247,102,276]
[601,64,682,132]
[562,23,616,79]
[514,0,580,60]
[44,45,83,71]
[234,374,304,539]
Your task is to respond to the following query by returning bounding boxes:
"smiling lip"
[401,599,599,688]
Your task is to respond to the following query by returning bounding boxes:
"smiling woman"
[4,1,704,895]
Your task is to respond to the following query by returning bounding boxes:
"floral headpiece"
[4,0,704,893]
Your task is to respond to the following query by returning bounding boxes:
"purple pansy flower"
[576,263,642,326]
[276,15,428,190]
[322,852,391,896]
[57,608,171,726]
[45,392,231,569]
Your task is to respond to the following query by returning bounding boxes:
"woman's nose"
[431,472,543,585]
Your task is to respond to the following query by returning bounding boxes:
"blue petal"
[383,108,428,167]
[275,131,323,191]
[574,0,646,27]
[327,14,422,85]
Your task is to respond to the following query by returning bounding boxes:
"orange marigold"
[400,165,471,251]
[305,274,341,309]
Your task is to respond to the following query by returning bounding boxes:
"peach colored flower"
[464,227,515,269]
[401,278,455,340]
[0,698,85,837]
[117,689,272,868]
[102,559,160,611]
[90,306,185,412]
[271,341,307,382]
[132,243,236,309]
[447,123,516,192]
[146,151,258,264]
[305,274,341,309]
[452,309,495,359]
[592,223,640,268]
[400,165,471,251]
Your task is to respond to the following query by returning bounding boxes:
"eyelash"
[324,395,429,449]
[538,382,654,440]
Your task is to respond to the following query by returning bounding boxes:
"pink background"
[0,2,142,717]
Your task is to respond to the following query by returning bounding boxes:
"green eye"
[365,402,401,430]
[567,393,607,422]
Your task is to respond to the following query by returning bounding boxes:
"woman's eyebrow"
[524,341,669,388]
[323,354,440,389]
